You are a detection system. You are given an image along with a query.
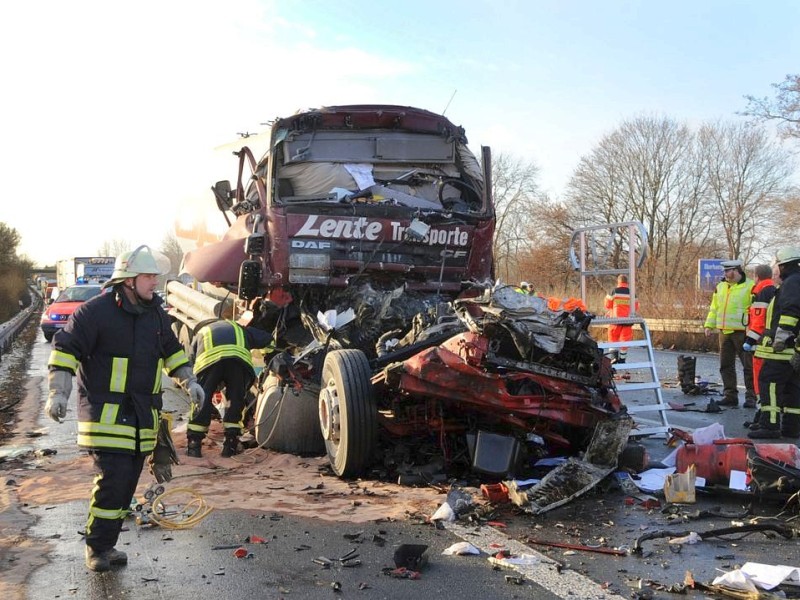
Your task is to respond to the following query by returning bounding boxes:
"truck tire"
[254,375,325,455]
[318,349,377,477]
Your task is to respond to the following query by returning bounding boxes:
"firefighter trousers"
[718,330,755,403]
[189,358,253,438]
[85,450,146,552]
[757,359,800,435]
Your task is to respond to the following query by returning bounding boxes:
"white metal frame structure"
[569,222,671,437]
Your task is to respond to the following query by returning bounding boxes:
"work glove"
[45,370,72,422]
[172,365,205,406]
[772,327,794,353]
[791,351,800,375]
[148,416,180,483]
[742,342,754,352]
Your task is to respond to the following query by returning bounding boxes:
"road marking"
[445,522,627,600]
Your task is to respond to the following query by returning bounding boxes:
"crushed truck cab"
[169,105,623,479]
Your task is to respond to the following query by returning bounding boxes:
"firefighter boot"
[187,435,203,458]
[748,425,781,440]
[221,431,242,458]
[677,355,696,394]
[781,412,800,440]
[85,546,111,572]
[106,548,128,565]
[748,407,765,430]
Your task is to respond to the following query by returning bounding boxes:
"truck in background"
[56,257,115,291]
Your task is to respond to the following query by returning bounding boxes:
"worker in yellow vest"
[703,259,755,408]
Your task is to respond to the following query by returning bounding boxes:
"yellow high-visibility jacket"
[704,278,754,333]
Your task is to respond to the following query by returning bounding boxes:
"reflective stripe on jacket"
[47,288,189,453]
[190,320,273,376]
[604,284,639,318]
[704,278,754,333]
[753,272,800,362]
[754,293,795,361]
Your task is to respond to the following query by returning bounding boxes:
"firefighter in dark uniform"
[749,247,800,439]
[45,246,204,572]
[186,314,272,458]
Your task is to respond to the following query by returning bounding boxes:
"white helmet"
[720,259,743,269]
[774,247,800,266]
[520,281,531,290]
[103,245,163,288]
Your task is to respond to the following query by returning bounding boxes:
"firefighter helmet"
[103,245,163,288]
[774,247,800,266]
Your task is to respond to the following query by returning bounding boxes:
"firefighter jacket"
[604,284,639,318]
[755,270,800,361]
[703,278,754,333]
[48,287,189,454]
[190,320,272,377]
[745,279,776,345]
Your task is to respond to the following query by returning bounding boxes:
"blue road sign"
[698,259,725,291]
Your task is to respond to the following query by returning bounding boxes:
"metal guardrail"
[645,319,705,334]
[590,318,706,335]
[0,287,42,363]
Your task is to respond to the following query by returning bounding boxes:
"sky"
[1,0,798,267]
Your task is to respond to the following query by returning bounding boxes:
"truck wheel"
[318,349,377,477]
[43,331,54,342]
[254,375,325,455]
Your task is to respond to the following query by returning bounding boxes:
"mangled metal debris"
[261,281,625,483]
[507,416,633,514]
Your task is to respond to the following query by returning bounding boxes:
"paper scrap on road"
[442,542,481,555]
[741,562,800,590]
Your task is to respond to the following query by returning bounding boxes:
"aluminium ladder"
[569,222,671,438]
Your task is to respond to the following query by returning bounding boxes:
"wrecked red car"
[167,104,624,480]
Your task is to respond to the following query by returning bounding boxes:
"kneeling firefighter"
[186,312,273,457]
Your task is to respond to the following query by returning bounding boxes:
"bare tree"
[0,222,33,320]
[97,239,131,258]
[699,121,795,262]
[742,74,800,140]
[517,196,578,295]
[491,153,541,282]
[0,222,21,269]
[160,232,184,279]
[566,116,718,289]
[774,191,800,243]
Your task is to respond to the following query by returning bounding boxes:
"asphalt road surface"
[4,330,799,600]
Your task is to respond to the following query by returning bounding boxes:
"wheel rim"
[318,382,340,444]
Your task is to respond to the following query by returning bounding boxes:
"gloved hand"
[45,370,72,422]
[148,416,180,483]
[742,342,754,352]
[772,328,794,353]
[791,351,800,375]
[172,365,205,406]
